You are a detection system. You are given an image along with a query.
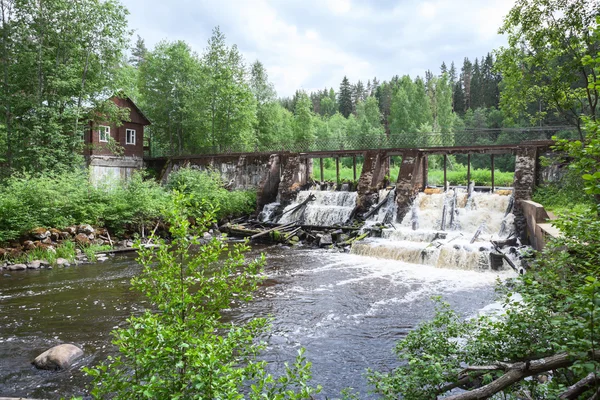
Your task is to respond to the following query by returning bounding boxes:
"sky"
[120,0,516,97]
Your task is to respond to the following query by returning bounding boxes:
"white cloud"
[326,0,352,15]
[121,0,517,97]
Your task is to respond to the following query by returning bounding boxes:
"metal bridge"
[145,126,575,160]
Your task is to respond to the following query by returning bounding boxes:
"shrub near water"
[0,169,256,244]
[166,167,257,221]
[85,193,320,399]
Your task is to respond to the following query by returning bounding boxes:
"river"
[0,244,512,399]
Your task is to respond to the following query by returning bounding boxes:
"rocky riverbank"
[0,224,139,271]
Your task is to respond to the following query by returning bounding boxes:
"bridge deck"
[145,141,554,161]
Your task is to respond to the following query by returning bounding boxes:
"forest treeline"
[0,0,583,178]
[0,0,595,177]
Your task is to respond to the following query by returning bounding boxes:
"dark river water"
[0,245,511,399]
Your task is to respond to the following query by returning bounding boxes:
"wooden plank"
[443,154,447,190]
[320,157,324,182]
[491,154,495,192]
[467,153,471,186]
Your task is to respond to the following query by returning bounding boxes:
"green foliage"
[85,193,320,399]
[0,168,254,244]
[166,167,257,221]
[496,0,599,130]
[533,169,596,215]
[0,0,129,173]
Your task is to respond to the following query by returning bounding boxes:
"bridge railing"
[146,127,577,158]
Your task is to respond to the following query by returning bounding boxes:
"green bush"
[166,167,256,220]
[532,169,596,215]
[0,168,256,244]
[0,171,103,243]
[85,193,320,398]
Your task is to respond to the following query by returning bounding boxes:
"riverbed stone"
[65,226,77,235]
[77,224,95,235]
[55,258,70,268]
[30,227,50,240]
[27,260,42,269]
[74,233,90,245]
[7,263,27,271]
[32,343,84,370]
[22,240,36,251]
[96,256,108,262]
[319,233,333,248]
[59,231,71,240]
[0,248,6,259]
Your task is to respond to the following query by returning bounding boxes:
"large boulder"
[22,240,36,251]
[318,233,333,248]
[7,263,27,271]
[32,344,83,370]
[30,227,50,240]
[27,260,42,269]
[74,233,90,245]
[55,258,70,268]
[77,224,95,235]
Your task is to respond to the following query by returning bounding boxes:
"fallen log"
[490,241,521,273]
[279,193,316,218]
[363,188,395,220]
[250,222,296,241]
[470,223,485,243]
[559,372,598,399]
[222,224,262,238]
[444,350,600,400]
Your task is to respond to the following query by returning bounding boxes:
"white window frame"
[98,125,110,142]
[126,128,136,145]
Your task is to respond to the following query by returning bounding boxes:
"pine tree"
[130,35,148,67]
[338,76,353,118]
[461,57,473,111]
[470,57,482,109]
[449,61,458,111]
[440,61,448,76]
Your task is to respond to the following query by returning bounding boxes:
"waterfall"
[353,190,520,271]
[265,190,358,226]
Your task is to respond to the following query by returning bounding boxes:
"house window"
[98,125,110,142]
[126,129,136,145]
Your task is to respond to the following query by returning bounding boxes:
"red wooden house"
[84,96,151,183]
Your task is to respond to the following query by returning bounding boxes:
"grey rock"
[96,256,108,262]
[78,224,95,235]
[318,233,333,248]
[32,344,84,370]
[27,260,42,269]
[55,258,70,268]
[39,260,50,268]
[8,263,27,271]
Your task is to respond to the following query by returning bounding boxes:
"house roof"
[115,94,151,126]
